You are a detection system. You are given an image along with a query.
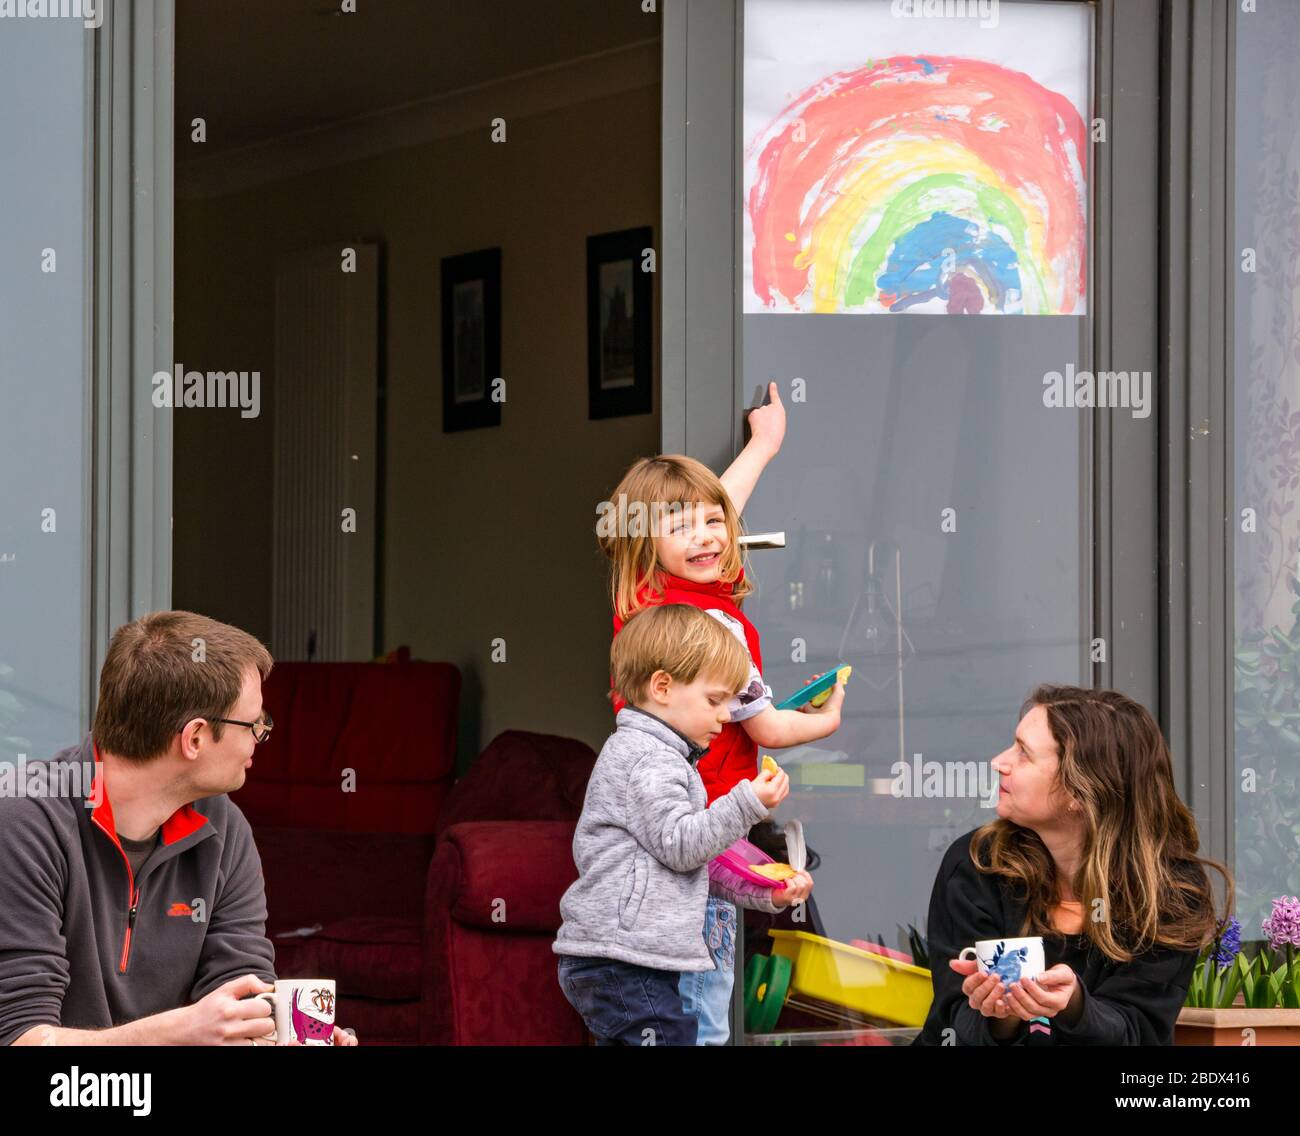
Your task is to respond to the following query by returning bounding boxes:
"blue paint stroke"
[875,212,1021,313]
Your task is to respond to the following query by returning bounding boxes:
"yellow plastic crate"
[767,930,933,1027]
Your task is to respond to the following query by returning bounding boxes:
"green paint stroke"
[841,173,1049,312]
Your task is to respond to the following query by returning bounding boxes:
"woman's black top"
[912,829,1200,1046]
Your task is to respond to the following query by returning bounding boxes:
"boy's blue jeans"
[678,895,736,1045]
[557,954,698,1045]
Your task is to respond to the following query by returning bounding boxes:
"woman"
[914,685,1230,1046]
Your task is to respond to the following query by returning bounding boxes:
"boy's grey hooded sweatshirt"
[553,706,775,972]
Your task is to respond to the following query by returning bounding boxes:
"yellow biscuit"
[750,862,797,881]
[809,665,853,707]
[761,754,780,775]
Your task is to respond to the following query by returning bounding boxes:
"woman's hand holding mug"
[1000,964,1078,1022]
[953,936,1050,1022]
[949,956,1018,1019]
[952,936,1080,1027]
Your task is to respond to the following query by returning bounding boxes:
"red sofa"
[235,660,599,1045]
[233,659,459,1044]
[422,729,597,1045]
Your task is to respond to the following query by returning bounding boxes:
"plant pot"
[1175,1007,1300,1046]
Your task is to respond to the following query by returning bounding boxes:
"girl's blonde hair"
[610,604,751,707]
[972,685,1231,962]
[598,454,753,621]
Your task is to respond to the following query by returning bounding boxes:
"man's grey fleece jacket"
[553,705,777,972]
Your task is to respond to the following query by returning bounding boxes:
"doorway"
[172,0,664,765]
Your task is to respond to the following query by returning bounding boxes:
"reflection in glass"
[0,18,89,761]
[1232,3,1300,935]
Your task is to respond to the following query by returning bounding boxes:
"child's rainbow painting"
[743,1,1090,316]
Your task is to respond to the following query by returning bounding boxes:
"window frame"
[90,0,174,715]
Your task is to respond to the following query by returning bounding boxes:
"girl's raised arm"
[720,381,785,515]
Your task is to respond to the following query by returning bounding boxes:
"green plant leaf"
[1268,969,1286,1009]
[1218,964,1243,1008]
[1238,953,1256,1003]
[1249,953,1270,1006]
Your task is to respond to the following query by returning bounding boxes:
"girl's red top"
[611,568,771,804]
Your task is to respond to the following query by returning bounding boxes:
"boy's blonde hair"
[610,604,750,708]
[599,454,753,621]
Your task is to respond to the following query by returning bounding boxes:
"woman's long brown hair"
[971,685,1232,962]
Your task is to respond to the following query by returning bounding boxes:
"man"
[0,610,357,1045]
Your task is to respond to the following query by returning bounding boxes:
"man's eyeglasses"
[209,713,274,743]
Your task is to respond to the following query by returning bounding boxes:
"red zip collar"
[87,742,210,973]
[87,742,210,847]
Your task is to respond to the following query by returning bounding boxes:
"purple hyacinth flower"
[1213,916,1241,967]
[1261,896,1300,951]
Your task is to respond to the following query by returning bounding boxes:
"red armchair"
[233,659,459,1045]
[422,729,597,1045]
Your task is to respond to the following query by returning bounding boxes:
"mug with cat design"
[256,978,336,1044]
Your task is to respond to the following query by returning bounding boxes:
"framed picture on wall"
[441,247,501,432]
[587,227,653,419]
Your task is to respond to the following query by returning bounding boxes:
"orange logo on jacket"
[167,902,194,917]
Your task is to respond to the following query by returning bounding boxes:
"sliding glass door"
[664,0,1166,1043]
[0,14,93,759]
[0,2,173,761]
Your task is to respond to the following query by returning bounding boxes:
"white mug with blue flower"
[958,937,1045,985]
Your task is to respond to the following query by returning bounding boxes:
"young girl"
[598,385,848,1043]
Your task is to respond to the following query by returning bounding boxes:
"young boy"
[553,603,790,1045]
